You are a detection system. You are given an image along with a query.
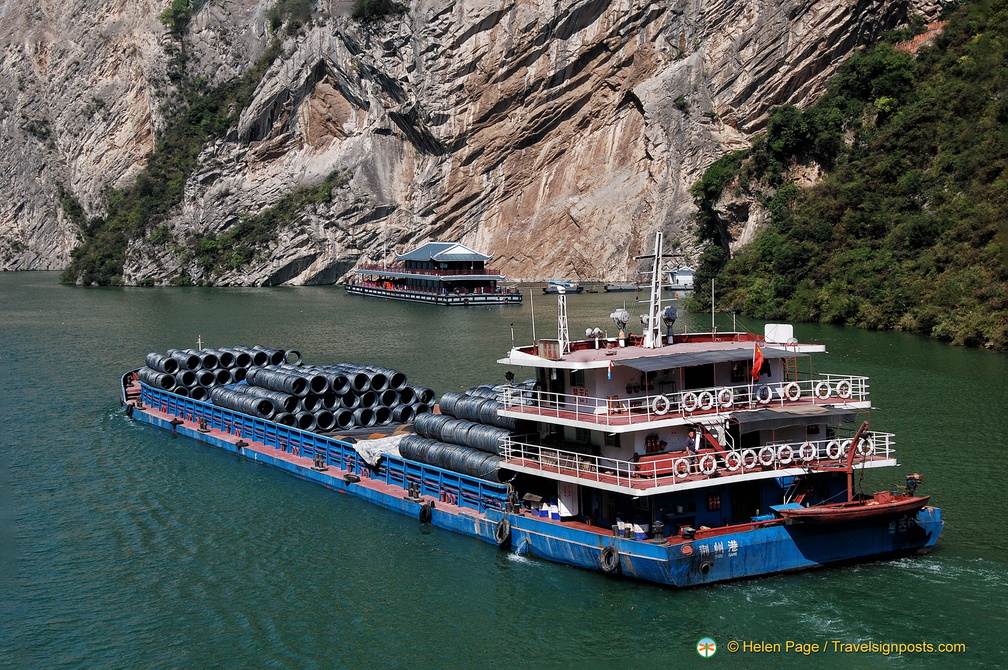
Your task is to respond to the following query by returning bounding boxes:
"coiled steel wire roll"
[209,386,275,420]
[352,407,376,428]
[252,345,286,366]
[392,405,415,423]
[184,348,219,370]
[233,345,269,366]
[145,353,180,375]
[293,411,317,431]
[229,384,299,413]
[174,369,197,387]
[166,349,201,371]
[202,348,235,369]
[408,386,436,405]
[246,367,309,397]
[138,367,176,390]
[218,347,252,369]
[398,435,504,482]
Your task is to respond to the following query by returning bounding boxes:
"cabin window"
[730,362,748,383]
[569,369,585,387]
[575,427,591,444]
[683,364,715,390]
[604,432,620,449]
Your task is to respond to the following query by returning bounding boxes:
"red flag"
[751,343,765,380]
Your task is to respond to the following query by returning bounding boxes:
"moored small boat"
[775,492,931,524]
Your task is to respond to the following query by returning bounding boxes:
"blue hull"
[126,379,943,588]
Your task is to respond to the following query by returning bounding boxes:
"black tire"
[601,545,620,574]
[419,502,433,524]
[493,518,511,547]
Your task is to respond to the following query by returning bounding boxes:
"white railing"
[499,432,894,489]
[499,376,869,426]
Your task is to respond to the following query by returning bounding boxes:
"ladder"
[784,357,799,382]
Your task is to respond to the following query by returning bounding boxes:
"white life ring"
[836,379,853,399]
[699,454,717,475]
[742,449,759,469]
[717,387,734,408]
[856,436,876,456]
[758,446,776,466]
[681,392,698,412]
[840,439,852,458]
[826,440,842,460]
[673,458,692,478]
[814,381,832,399]
[777,445,794,465]
[698,391,715,411]
[652,395,670,415]
[799,442,816,463]
[724,451,742,472]
[755,385,773,404]
[784,382,801,402]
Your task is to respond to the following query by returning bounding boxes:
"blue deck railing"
[138,384,509,514]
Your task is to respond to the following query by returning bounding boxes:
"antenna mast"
[549,281,571,353]
[642,230,664,348]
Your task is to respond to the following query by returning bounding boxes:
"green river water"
[1,272,1005,669]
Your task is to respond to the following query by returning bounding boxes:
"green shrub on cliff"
[689,1,1008,350]
[61,39,283,286]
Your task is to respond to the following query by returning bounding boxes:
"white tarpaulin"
[352,434,406,466]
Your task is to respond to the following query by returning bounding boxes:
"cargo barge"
[123,236,941,587]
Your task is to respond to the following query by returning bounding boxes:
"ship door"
[731,482,762,523]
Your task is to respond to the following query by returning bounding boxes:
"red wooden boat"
[777,491,931,524]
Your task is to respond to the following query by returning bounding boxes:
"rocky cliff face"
[0,0,939,283]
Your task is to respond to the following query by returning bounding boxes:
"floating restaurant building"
[345,242,521,305]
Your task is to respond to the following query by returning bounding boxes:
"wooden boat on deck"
[776,492,931,524]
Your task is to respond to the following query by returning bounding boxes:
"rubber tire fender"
[601,545,620,574]
[494,518,511,547]
[419,502,433,524]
